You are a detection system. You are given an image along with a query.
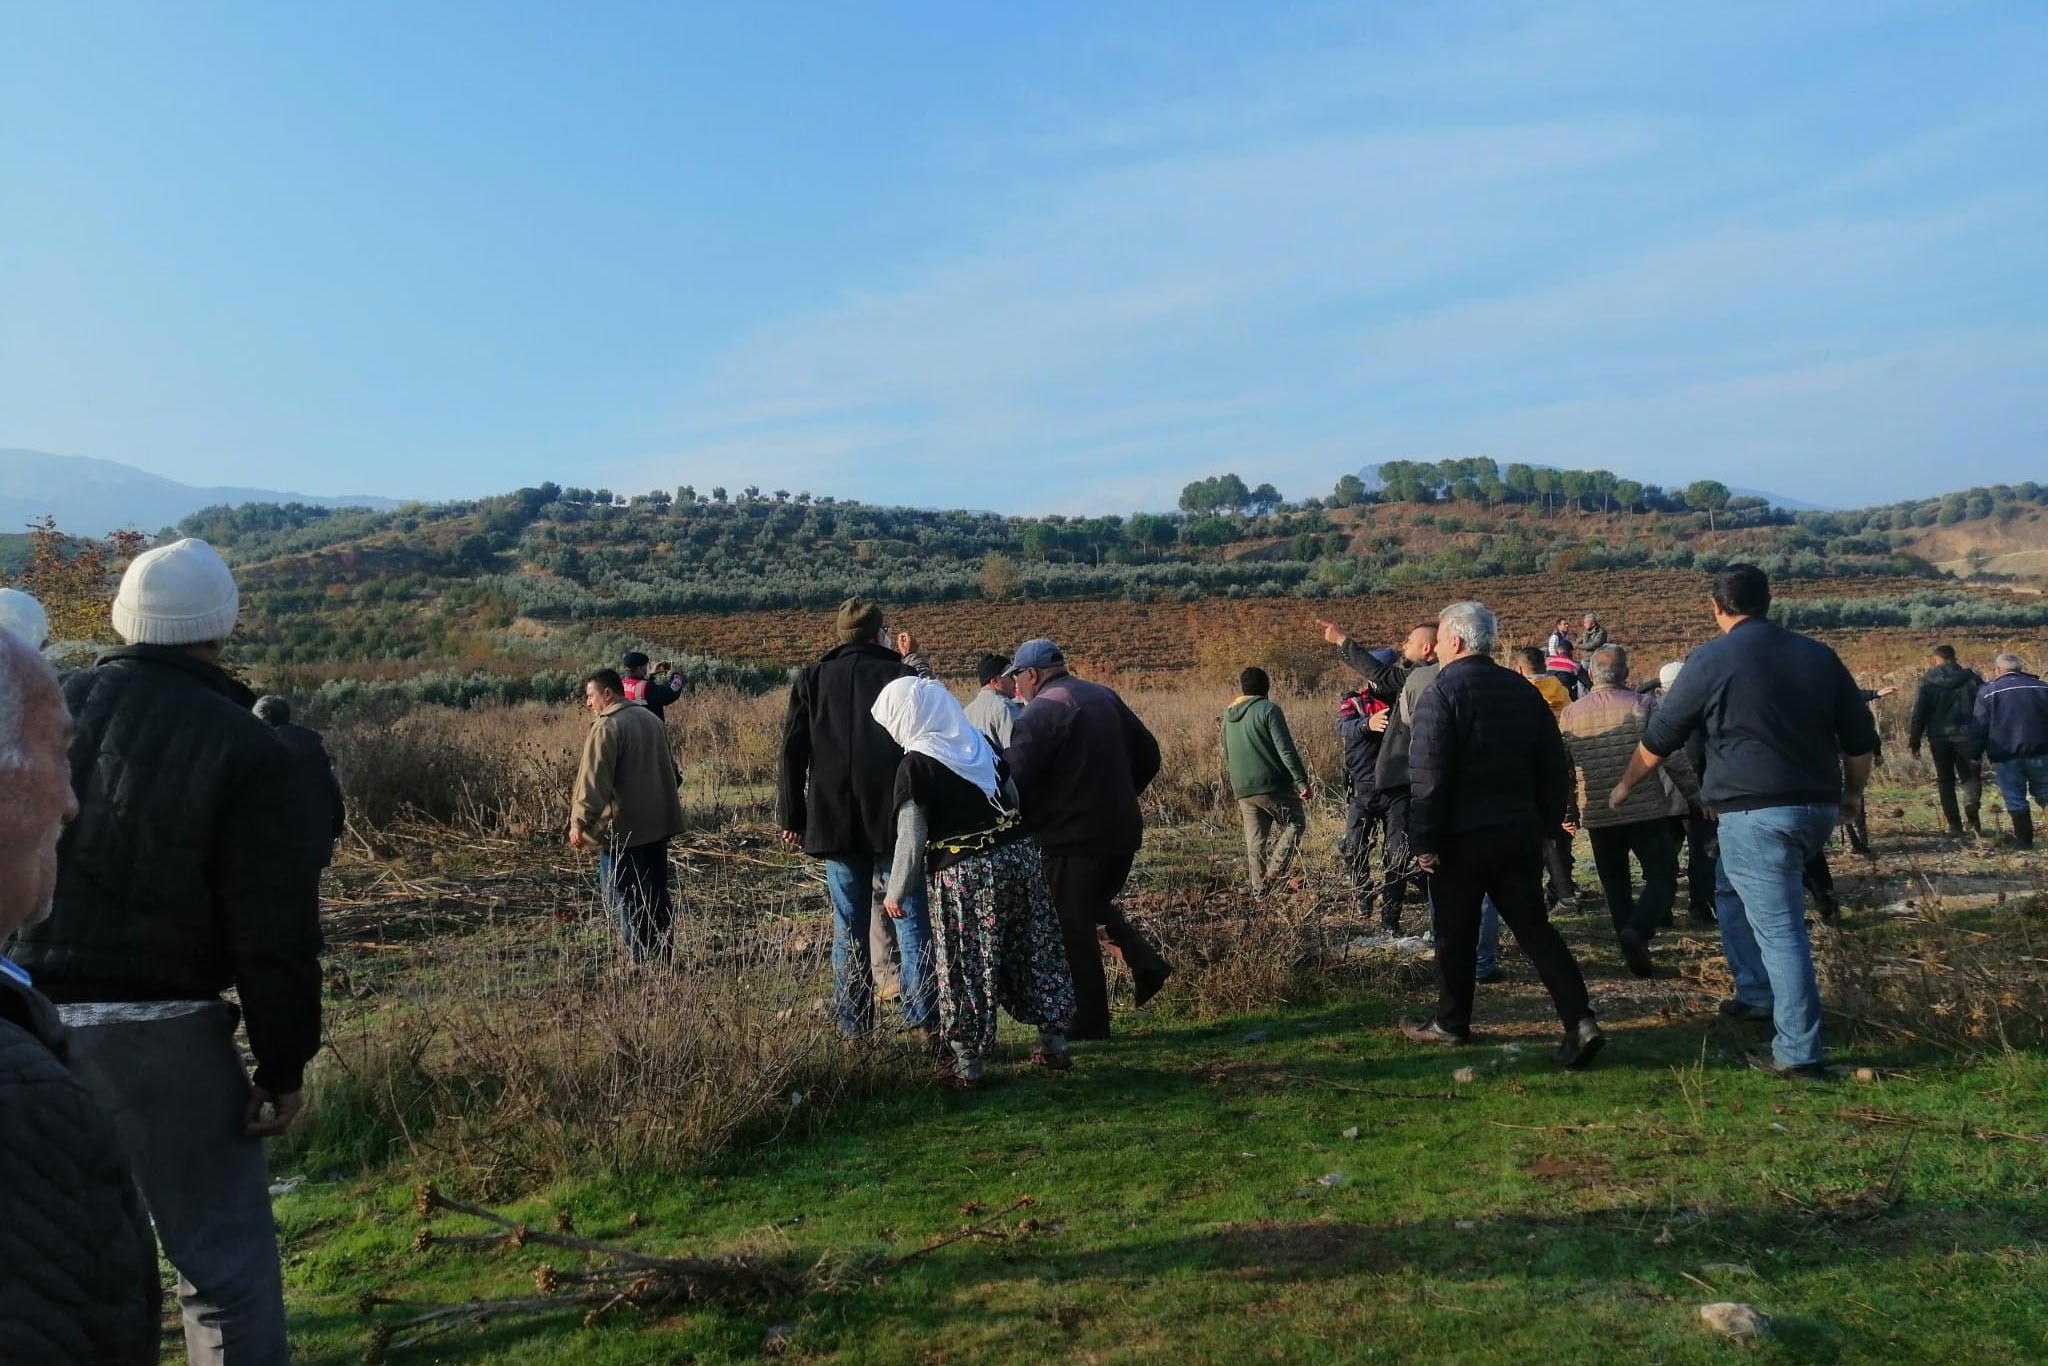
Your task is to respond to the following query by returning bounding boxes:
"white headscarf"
[871,676,1002,802]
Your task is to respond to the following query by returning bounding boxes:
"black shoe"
[1687,910,1717,927]
[1133,961,1173,1008]
[1945,823,1966,840]
[1474,968,1505,985]
[1557,1017,1605,1069]
[1717,998,1773,1022]
[2015,809,2036,850]
[1811,890,1841,926]
[1745,1050,1828,1081]
[1399,1019,1470,1047]
[1617,929,1654,979]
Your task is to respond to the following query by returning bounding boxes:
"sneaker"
[1398,1019,1470,1047]
[1557,1017,1606,1069]
[1716,998,1773,1022]
[1616,929,1655,979]
[1028,1048,1073,1071]
[1745,1050,1828,1081]
[1553,894,1581,912]
[1133,961,1174,1008]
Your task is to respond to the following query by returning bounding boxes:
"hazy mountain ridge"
[0,449,399,536]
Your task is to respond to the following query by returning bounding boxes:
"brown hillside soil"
[619,570,2039,680]
[1904,509,2048,579]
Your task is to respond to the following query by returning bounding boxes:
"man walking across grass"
[1908,645,1985,839]
[1221,667,1312,897]
[1004,639,1173,1038]
[1560,645,1700,979]
[1403,601,1603,1067]
[571,668,687,961]
[1614,565,1878,1079]
[1972,652,2048,849]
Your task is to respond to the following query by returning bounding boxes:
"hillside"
[0,448,398,536]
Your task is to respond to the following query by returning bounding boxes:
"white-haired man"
[0,630,159,1361]
[1973,652,2048,849]
[11,538,321,1362]
[1404,601,1604,1067]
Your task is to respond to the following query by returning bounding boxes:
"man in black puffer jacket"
[12,538,320,1364]
[1908,645,1985,838]
[778,598,940,1038]
[0,630,159,1364]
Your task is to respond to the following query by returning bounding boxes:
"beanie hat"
[1658,661,1684,691]
[111,538,239,646]
[621,650,650,670]
[0,588,49,649]
[836,596,884,645]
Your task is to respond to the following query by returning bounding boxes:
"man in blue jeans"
[1972,652,2048,849]
[777,599,939,1037]
[1613,564,1878,1079]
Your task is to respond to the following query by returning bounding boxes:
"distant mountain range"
[1355,462,1827,512]
[0,449,400,537]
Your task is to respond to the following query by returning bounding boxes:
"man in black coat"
[1908,645,1986,838]
[11,537,321,1363]
[1405,600,1604,1068]
[254,693,346,861]
[1003,639,1172,1040]
[777,597,939,1037]
[0,630,159,1364]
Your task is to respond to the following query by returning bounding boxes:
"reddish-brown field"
[621,570,2041,686]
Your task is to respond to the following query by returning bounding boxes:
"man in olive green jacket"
[1222,667,1313,896]
[570,668,687,960]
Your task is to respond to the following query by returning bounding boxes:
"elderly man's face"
[0,678,77,938]
[1013,667,1044,702]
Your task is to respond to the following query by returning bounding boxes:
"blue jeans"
[1993,754,2048,811]
[1715,805,1836,1068]
[826,855,935,1036]
[598,840,673,963]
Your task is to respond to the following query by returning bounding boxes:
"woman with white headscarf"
[872,676,1076,1086]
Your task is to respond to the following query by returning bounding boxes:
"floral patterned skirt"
[928,838,1077,1055]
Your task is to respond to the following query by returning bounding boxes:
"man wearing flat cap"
[1003,639,1173,1038]
[777,598,941,1038]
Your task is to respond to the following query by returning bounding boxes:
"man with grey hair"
[1972,652,2048,849]
[0,631,160,1362]
[1405,601,1604,1067]
[1560,645,1701,978]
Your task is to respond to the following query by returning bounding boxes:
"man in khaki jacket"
[1560,645,1700,980]
[570,668,687,960]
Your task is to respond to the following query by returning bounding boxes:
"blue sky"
[3,1,2043,513]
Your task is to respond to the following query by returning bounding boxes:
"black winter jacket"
[1908,662,1983,748]
[1408,654,1570,856]
[12,646,325,1094]
[0,971,160,1364]
[777,642,923,857]
[1005,674,1161,856]
[271,720,346,866]
[1336,639,1425,789]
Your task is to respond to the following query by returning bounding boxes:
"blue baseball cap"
[1003,639,1066,676]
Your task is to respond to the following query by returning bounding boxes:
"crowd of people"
[3,545,2047,1357]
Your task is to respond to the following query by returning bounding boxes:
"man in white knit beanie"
[12,536,320,1363]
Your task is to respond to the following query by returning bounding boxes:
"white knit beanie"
[111,538,240,646]
[1658,660,1684,691]
[0,588,49,649]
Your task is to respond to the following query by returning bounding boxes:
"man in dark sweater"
[1973,652,2048,848]
[1003,639,1172,1039]
[1320,618,1439,930]
[620,650,686,720]
[777,598,939,1037]
[1907,645,1985,838]
[1618,564,1878,1079]
[13,538,321,1361]
[1405,601,1603,1067]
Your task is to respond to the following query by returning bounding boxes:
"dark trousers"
[1803,851,1833,899]
[1041,849,1168,1040]
[1589,819,1679,939]
[1429,829,1593,1037]
[1673,815,1717,919]
[1375,786,1429,929]
[1343,793,1407,928]
[1929,736,1983,831]
[599,839,674,962]
[1542,826,1577,903]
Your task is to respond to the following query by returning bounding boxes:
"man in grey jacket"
[964,652,1024,749]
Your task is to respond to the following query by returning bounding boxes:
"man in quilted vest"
[1561,645,1701,979]
[0,629,158,1363]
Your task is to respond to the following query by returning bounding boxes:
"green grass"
[279,1001,2048,1363]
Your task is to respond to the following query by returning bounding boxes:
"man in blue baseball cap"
[1002,639,1172,1038]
